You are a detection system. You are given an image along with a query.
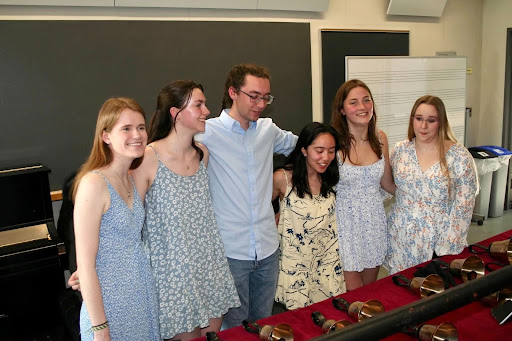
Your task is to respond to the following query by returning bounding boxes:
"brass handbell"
[447,255,485,282]
[242,320,294,341]
[332,297,385,321]
[469,238,512,265]
[392,274,445,298]
[404,322,458,341]
[311,311,352,334]
[481,286,512,307]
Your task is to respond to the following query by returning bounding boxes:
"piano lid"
[0,223,51,248]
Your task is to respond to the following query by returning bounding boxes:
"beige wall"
[479,0,512,146]
[1,0,491,145]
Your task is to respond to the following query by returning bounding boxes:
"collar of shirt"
[219,109,257,133]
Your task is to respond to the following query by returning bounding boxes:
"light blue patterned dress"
[384,140,478,275]
[79,172,160,341]
[335,154,388,272]
[144,146,240,339]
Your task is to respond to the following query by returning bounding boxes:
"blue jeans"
[221,248,279,330]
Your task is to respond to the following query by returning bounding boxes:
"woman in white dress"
[331,79,395,290]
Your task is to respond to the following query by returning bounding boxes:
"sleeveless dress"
[335,154,388,272]
[384,140,478,274]
[144,146,240,338]
[275,170,345,310]
[79,172,160,341]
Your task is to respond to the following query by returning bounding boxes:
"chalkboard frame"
[321,29,409,124]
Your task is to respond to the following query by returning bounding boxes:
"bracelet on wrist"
[91,321,109,331]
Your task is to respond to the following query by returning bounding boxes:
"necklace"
[361,136,369,142]
[111,165,131,197]
[173,148,195,170]
[415,142,438,152]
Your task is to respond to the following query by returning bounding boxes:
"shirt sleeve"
[272,122,298,156]
[436,146,478,255]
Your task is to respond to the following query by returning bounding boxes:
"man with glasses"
[196,63,297,329]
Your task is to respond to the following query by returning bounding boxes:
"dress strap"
[282,169,291,188]
[90,170,108,182]
[148,144,162,162]
[336,150,344,165]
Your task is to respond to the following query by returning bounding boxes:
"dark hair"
[220,63,271,112]
[283,122,339,199]
[330,79,382,163]
[148,80,204,160]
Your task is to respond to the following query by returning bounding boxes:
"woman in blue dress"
[132,81,240,341]
[331,79,395,290]
[73,98,160,341]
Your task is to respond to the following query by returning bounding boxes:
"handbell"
[243,320,294,341]
[332,297,385,321]
[469,238,512,265]
[311,311,352,334]
[417,322,458,341]
[481,286,512,307]
[448,255,485,282]
[403,322,458,341]
[392,274,445,298]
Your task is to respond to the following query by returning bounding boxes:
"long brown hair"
[72,97,146,200]
[408,95,457,190]
[330,79,382,163]
[147,80,204,160]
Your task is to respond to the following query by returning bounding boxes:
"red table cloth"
[193,229,512,340]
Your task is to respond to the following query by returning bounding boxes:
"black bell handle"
[206,331,222,341]
[469,243,489,254]
[433,259,450,269]
[311,311,327,327]
[332,297,350,311]
[401,325,419,337]
[242,320,262,334]
[485,261,507,272]
[392,274,411,287]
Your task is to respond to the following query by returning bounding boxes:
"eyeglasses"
[237,89,275,105]
[413,116,439,124]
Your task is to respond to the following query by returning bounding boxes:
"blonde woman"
[73,98,159,341]
[384,95,478,274]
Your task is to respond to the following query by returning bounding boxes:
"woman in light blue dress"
[330,79,395,291]
[132,81,240,341]
[384,95,478,274]
[73,98,160,341]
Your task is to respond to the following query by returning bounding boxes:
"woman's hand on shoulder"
[196,142,210,168]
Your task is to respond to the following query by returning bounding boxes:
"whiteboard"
[346,56,467,148]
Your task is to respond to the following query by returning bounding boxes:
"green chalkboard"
[0,21,311,190]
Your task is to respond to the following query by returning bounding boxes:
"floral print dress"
[384,139,478,275]
[275,170,346,310]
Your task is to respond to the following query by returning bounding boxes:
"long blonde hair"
[408,95,457,193]
[71,97,146,200]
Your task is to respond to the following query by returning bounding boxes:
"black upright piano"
[0,165,66,340]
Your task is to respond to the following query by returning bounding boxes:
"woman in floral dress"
[273,122,346,310]
[384,95,478,275]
